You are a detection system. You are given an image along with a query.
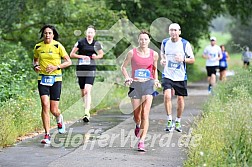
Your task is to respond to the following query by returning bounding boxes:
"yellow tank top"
[33,40,68,81]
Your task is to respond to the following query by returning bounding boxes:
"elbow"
[67,59,72,66]
[121,66,125,73]
[70,53,74,58]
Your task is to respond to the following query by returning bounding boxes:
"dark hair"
[87,25,96,31]
[39,25,59,40]
[138,30,151,38]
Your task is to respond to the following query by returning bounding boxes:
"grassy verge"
[184,69,252,166]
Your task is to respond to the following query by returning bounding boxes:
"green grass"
[184,69,252,166]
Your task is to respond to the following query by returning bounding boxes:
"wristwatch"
[57,65,61,70]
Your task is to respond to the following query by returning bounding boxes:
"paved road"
[0,82,209,167]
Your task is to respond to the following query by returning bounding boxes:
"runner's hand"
[46,65,56,73]
[175,53,184,62]
[160,59,166,66]
[124,78,133,86]
[154,80,161,88]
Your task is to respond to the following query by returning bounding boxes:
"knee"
[41,102,49,111]
[81,90,87,97]
[82,89,91,97]
[164,94,172,102]
[177,96,184,103]
[141,113,149,121]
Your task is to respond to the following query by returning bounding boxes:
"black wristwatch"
[57,65,61,70]
[33,64,39,70]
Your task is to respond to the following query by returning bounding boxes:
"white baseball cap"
[169,23,181,30]
[210,36,217,41]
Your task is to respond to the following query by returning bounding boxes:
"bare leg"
[81,84,93,116]
[210,74,216,86]
[176,96,184,118]
[164,89,172,115]
[131,99,142,126]
[41,95,50,134]
[139,95,153,141]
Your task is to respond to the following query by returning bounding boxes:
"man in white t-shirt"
[202,36,222,93]
[160,23,195,132]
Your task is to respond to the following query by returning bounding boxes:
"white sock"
[167,115,172,121]
[136,124,140,128]
[56,114,62,123]
[175,117,181,122]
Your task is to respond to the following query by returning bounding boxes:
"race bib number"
[79,56,91,65]
[134,69,151,79]
[220,61,226,67]
[40,75,55,86]
[209,53,217,60]
[168,61,181,69]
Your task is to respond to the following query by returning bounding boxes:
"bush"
[0,41,36,103]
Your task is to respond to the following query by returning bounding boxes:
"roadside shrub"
[0,41,36,103]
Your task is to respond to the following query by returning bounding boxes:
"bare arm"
[33,57,41,73]
[202,54,208,59]
[46,54,72,73]
[226,51,230,61]
[153,51,161,87]
[92,49,104,59]
[121,50,133,83]
[70,47,86,59]
[60,55,72,68]
[185,56,195,64]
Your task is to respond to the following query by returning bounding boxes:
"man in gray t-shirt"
[242,46,252,68]
[202,36,222,94]
[160,23,195,132]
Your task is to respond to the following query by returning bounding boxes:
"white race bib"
[40,75,55,86]
[168,61,181,69]
[134,69,151,79]
[79,56,91,65]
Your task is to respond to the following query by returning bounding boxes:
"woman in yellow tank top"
[33,25,72,144]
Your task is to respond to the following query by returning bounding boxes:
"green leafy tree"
[229,18,252,52]
[105,0,252,49]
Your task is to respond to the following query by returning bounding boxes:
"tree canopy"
[105,0,252,49]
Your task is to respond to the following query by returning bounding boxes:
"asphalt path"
[0,82,209,167]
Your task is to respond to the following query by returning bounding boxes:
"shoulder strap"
[162,38,170,48]
[181,38,188,56]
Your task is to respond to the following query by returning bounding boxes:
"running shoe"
[135,125,140,138]
[166,120,173,132]
[208,85,212,94]
[57,114,65,134]
[82,114,90,122]
[41,134,51,144]
[138,141,145,151]
[175,121,182,132]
